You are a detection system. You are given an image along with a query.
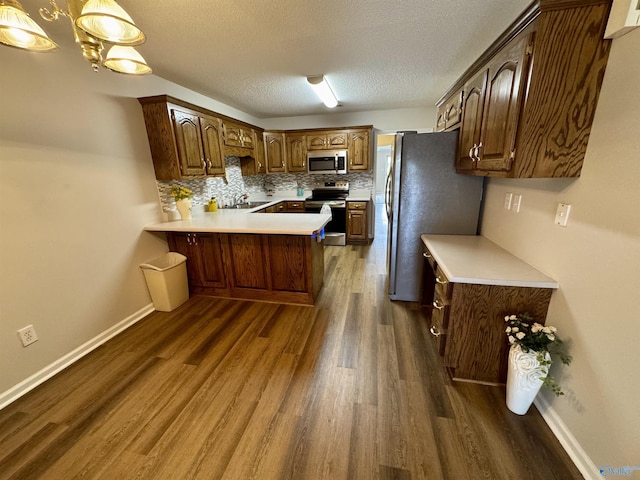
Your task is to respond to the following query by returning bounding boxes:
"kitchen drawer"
[347,201,367,210]
[286,201,305,212]
[434,265,452,300]
[430,292,450,355]
[422,245,437,271]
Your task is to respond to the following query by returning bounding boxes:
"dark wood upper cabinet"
[457,70,487,172]
[437,0,613,178]
[200,115,226,176]
[172,109,207,177]
[265,132,287,173]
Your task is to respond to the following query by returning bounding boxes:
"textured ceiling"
[24,0,532,118]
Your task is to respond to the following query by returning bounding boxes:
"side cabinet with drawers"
[421,241,554,384]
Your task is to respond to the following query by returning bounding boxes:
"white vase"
[506,344,550,415]
[175,198,192,220]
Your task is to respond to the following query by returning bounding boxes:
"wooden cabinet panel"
[223,121,254,149]
[514,2,611,177]
[167,233,226,291]
[138,98,233,180]
[347,201,368,244]
[172,109,206,177]
[226,234,268,290]
[327,132,348,149]
[265,132,286,173]
[285,201,305,212]
[457,34,531,174]
[445,283,552,384]
[476,34,531,172]
[285,134,306,173]
[436,90,464,132]
[457,71,487,172]
[240,131,266,176]
[348,130,370,172]
[254,130,266,174]
[439,1,611,178]
[197,234,227,288]
[200,115,226,176]
[306,131,348,151]
[268,236,307,292]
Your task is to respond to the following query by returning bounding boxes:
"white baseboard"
[534,396,600,480]
[0,304,155,410]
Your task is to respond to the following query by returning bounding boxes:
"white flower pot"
[176,198,192,220]
[506,344,550,415]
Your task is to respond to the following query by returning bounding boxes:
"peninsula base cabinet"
[167,232,324,305]
[421,242,553,384]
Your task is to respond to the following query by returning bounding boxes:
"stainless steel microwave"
[307,150,347,174]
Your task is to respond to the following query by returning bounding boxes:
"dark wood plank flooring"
[0,208,582,479]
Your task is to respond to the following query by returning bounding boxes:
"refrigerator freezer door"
[388,131,484,301]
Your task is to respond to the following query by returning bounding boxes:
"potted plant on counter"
[171,185,194,220]
[504,313,572,415]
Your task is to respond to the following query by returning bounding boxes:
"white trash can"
[140,252,189,312]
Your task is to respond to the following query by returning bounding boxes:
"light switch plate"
[504,193,513,210]
[555,203,571,226]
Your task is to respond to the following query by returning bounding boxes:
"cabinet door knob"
[430,326,441,337]
[423,252,432,258]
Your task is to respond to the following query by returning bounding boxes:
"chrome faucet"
[232,193,248,207]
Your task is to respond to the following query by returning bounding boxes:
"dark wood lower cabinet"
[168,233,227,295]
[167,231,323,305]
[421,243,553,384]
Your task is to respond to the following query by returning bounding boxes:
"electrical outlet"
[555,203,571,226]
[512,194,522,213]
[504,192,513,210]
[17,325,38,347]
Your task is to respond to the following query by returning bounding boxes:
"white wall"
[480,29,640,469]
[0,42,262,395]
[260,107,434,133]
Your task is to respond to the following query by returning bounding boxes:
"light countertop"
[145,208,331,235]
[421,234,558,289]
[245,190,372,203]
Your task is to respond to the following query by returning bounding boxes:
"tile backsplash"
[157,156,373,212]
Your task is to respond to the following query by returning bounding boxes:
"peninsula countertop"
[145,207,331,235]
[420,234,558,289]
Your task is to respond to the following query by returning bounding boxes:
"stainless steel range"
[305,181,349,246]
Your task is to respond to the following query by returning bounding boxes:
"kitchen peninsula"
[145,207,331,305]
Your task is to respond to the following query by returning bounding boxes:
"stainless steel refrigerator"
[386,131,484,301]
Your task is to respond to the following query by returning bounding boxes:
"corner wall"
[479,30,640,472]
[0,40,260,395]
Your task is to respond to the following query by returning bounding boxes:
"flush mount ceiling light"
[0,0,151,75]
[307,75,338,108]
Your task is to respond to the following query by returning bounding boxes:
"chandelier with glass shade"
[0,0,151,75]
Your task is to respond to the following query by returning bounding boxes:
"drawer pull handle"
[430,326,441,337]
[432,299,445,310]
[423,252,432,259]
[435,276,448,285]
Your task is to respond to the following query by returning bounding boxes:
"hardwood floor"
[0,209,582,479]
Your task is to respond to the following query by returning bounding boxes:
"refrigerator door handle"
[384,170,392,220]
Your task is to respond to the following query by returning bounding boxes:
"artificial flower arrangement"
[170,185,193,200]
[504,313,572,396]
